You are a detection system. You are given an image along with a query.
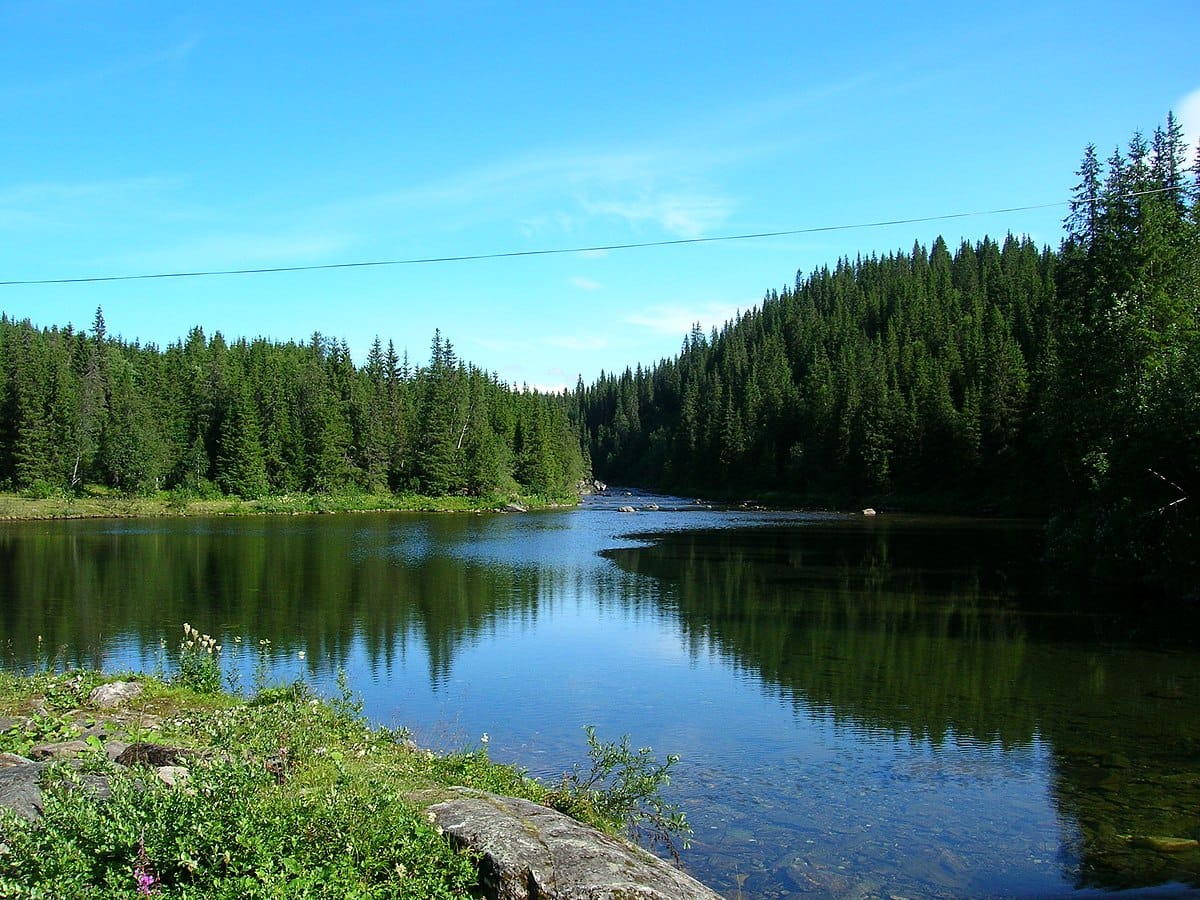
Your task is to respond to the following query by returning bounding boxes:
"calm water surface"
[2,493,1199,898]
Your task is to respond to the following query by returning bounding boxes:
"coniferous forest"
[1,118,1196,598]
[577,117,1199,598]
[0,322,587,502]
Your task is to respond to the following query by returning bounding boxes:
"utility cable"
[0,186,1182,287]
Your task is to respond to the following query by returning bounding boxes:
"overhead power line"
[0,188,1179,287]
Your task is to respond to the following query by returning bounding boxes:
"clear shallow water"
[2,494,1199,898]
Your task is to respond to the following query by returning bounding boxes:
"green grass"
[0,486,580,521]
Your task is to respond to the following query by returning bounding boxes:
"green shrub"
[547,725,691,862]
[22,479,65,500]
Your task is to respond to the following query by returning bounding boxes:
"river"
[1,491,1198,897]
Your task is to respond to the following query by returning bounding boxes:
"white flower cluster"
[181,622,221,655]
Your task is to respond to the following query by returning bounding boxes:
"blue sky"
[1,1,1197,390]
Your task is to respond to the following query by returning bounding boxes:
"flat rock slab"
[425,788,720,900]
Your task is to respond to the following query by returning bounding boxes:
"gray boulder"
[425,788,720,900]
[0,761,112,821]
[0,763,47,820]
[88,680,143,708]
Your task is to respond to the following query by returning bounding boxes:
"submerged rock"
[1128,835,1200,853]
[425,788,721,899]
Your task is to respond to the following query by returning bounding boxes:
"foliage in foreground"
[0,665,691,898]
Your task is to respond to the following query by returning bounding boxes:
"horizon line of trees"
[577,115,1198,597]
[0,317,588,500]
[2,117,1195,596]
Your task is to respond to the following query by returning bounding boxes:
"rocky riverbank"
[0,670,716,899]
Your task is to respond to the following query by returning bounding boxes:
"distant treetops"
[0,318,587,501]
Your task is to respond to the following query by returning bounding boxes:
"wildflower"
[133,830,158,896]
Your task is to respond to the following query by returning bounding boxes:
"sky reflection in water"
[1,495,1198,897]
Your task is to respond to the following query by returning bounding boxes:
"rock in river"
[425,788,721,899]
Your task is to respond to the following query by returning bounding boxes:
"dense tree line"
[579,116,1198,596]
[582,233,1056,503]
[0,318,586,500]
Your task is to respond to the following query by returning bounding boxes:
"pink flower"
[135,869,158,895]
[134,831,159,895]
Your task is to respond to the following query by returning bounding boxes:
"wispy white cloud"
[579,192,732,239]
[117,230,356,270]
[0,36,201,102]
[1178,87,1200,155]
[524,381,571,395]
[625,301,744,337]
[0,176,180,205]
[0,176,183,229]
[569,276,601,291]
[339,143,734,241]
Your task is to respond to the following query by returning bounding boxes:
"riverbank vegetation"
[0,634,688,898]
[0,324,587,505]
[0,485,574,521]
[578,117,1199,600]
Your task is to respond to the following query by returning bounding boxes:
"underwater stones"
[1127,835,1200,853]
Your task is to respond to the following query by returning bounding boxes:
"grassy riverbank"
[0,486,579,521]
[0,657,687,898]
[0,669,542,897]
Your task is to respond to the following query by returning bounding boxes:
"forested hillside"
[582,234,1056,503]
[579,116,1199,596]
[0,320,586,501]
